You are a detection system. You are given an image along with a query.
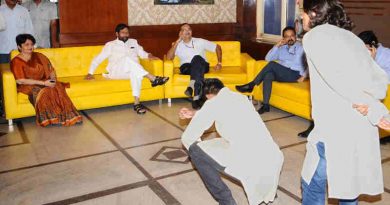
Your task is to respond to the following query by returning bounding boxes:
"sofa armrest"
[241,53,256,82]
[140,59,164,76]
[163,60,174,78]
[2,67,18,119]
[253,60,269,80]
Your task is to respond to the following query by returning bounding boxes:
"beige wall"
[127,0,236,26]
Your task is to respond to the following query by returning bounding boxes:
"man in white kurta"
[86,24,168,114]
[0,0,34,63]
[23,0,57,48]
[300,0,390,204]
[180,78,283,205]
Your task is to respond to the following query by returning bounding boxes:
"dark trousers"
[188,143,237,205]
[180,55,209,98]
[0,54,10,64]
[253,61,300,104]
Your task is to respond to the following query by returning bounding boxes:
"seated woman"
[10,34,82,126]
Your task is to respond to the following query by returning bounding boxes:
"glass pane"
[264,0,282,35]
[286,0,296,27]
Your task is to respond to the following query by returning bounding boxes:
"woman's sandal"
[133,104,146,115]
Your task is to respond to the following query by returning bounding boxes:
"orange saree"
[10,52,82,127]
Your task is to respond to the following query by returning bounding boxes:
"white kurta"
[88,39,150,97]
[23,0,58,48]
[0,4,34,54]
[181,88,284,205]
[301,24,388,199]
[0,11,6,31]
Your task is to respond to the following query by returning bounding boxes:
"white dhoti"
[104,57,149,97]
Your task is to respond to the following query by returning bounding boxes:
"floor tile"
[0,152,147,205]
[84,104,183,149]
[74,186,165,205]
[126,139,193,178]
[266,116,309,147]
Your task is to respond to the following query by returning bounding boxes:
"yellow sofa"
[253,60,390,138]
[163,41,256,105]
[1,46,164,125]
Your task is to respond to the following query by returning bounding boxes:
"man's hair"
[203,78,225,95]
[303,0,353,31]
[16,34,36,47]
[115,23,129,33]
[282,26,296,37]
[358,30,379,48]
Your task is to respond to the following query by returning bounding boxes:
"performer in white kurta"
[86,24,169,114]
[300,0,390,204]
[180,78,283,205]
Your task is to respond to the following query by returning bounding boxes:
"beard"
[118,36,129,43]
[287,39,295,45]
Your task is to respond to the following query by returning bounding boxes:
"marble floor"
[0,98,389,205]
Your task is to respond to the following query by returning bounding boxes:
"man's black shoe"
[298,121,315,138]
[184,87,193,97]
[192,100,201,110]
[257,104,270,114]
[236,83,254,93]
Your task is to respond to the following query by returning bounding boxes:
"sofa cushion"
[172,66,247,86]
[271,81,311,106]
[16,75,153,103]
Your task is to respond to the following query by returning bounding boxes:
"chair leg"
[8,119,13,126]
[168,98,172,107]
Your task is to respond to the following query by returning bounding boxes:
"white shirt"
[23,0,57,48]
[302,24,388,199]
[182,88,284,205]
[0,10,6,31]
[175,37,216,65]
[88,38,149,75]
[0,4,34,54]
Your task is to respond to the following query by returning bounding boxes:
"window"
[257,0,300,42]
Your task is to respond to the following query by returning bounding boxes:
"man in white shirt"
[180,78,283,205]
[0,0,34,63]
[85,24,169,115]
[23,0,57,48]
[167,23,222,109]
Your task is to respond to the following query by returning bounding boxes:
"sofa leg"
[159,99,162,105]
[249,95,253,101]
[168,98,172,107]
[8,119,13,126]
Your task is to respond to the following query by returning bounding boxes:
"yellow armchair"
[1,46,165,125]
[253,60,390,138]
[163,41,255,105]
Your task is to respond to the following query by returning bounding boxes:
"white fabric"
[302,24,387,199]
[89,39,150,97]
[0,4,34,54]
[181,88,284,205]
[23,0,57,48]
[0,11,6,31]
[175,37,216,65]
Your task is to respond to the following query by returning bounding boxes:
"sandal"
[151,76,169,87]
[133,103,146,115]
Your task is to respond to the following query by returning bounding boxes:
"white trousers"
[105,57,149,97]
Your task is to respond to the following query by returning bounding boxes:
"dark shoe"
[236,83,254,93]
[133,103,146,115]
[257,104,270,114]
[298,122,315,138]
[151,76,169,87]
[184,87,193,97]
[191,100,201,110]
